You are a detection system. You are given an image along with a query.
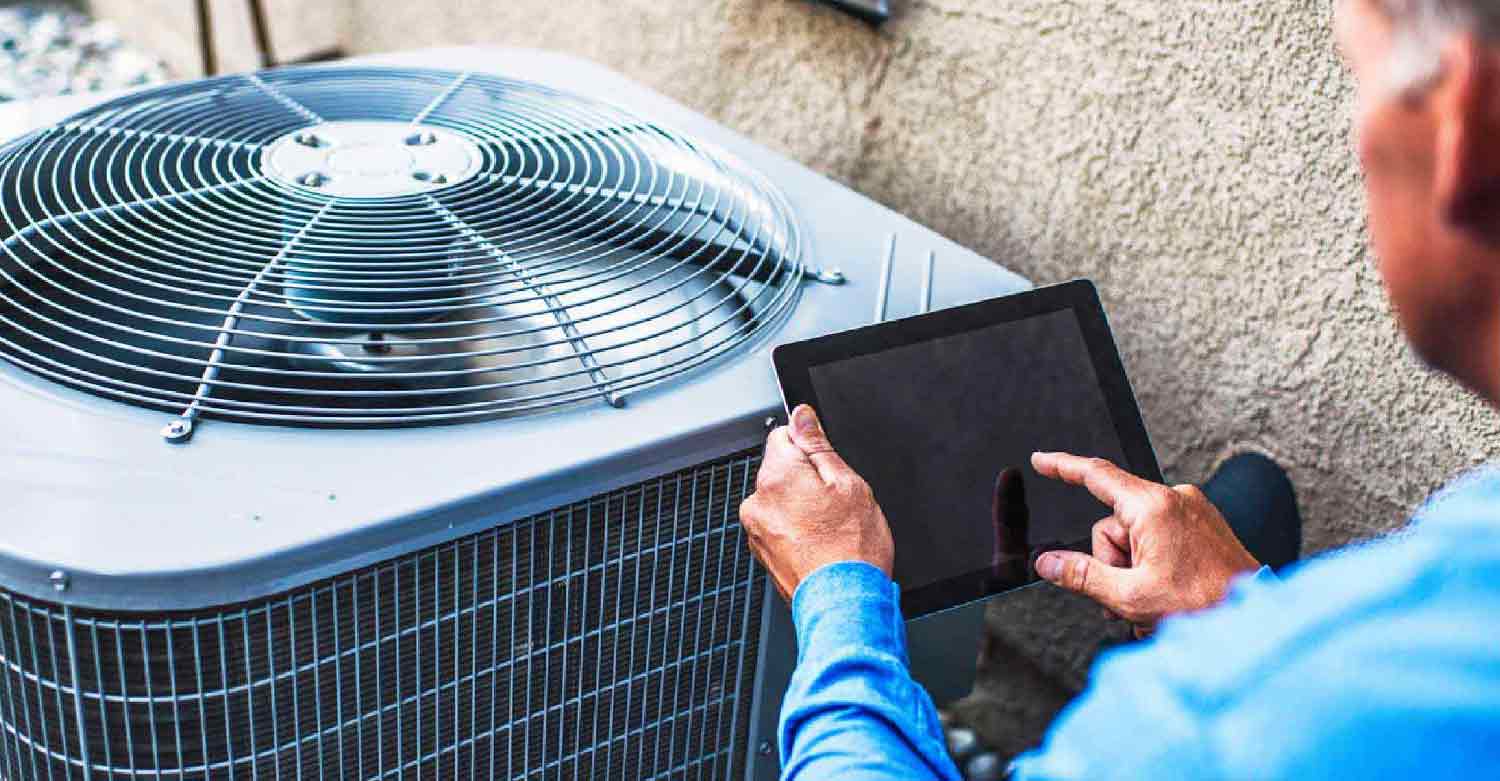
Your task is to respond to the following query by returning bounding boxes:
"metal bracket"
[161,417,195,445]
[819,0,891,24]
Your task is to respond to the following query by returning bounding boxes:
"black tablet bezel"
[772,279,1162,618]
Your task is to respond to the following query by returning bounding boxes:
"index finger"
[1031,451,1150,510]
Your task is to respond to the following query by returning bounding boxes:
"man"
[737,0,1500,777]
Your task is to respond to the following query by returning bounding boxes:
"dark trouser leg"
[1199,453,1302,570]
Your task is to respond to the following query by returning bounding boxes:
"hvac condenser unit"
[0,48,1027,780]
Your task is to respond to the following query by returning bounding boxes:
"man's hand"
[739,405,895,600]
[1031,451,1260,636]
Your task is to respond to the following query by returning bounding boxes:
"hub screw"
[758,741,772,756]
[405,131,438,146]
[363,333,392,355]
[294,131,324,148]
[298,172,329,188]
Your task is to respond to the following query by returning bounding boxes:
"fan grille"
[0,67,803,431]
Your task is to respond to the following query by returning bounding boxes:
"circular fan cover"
[0,67,803,430]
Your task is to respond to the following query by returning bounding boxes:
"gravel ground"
[0,2,168,103]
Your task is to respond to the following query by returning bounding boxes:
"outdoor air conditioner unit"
[0,48,1028,780]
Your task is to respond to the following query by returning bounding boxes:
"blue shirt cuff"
[790,560,907,666]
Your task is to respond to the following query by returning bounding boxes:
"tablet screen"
[775,281,1158,617]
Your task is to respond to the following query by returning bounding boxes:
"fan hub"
[327,144,414,176]
[263,121,483,198]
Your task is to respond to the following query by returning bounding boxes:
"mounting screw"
[405,131,438,146]
[809,267,846,285]
[161,417,194,444]
[294,131,324,147]
[298,172,329,188]
[764,416,777,430]
[758,741,772,756]
[49,571,68,593]
[363,332,392,355]
[412,170,448,184]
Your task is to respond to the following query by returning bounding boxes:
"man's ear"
[1433,33,1500,236]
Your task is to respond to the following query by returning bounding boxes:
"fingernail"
[793,405,819,436]
[1036,553,1063,581]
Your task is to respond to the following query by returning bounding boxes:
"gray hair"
[1373,0,1500,90]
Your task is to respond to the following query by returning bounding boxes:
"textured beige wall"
[87,0,343,77]
[347,0,1500,742]
[87,0,1500,748]
[90,0,1499,547]
[334,0,1498,550]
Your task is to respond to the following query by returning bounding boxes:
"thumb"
[1035,550,1134,613]
[788,404,851,482]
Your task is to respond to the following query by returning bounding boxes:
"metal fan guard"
[0,67,805,434]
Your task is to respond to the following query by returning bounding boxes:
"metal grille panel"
[0,450,766,780]
[0,67,803,433]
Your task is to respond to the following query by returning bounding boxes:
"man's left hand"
[739,405,895,601]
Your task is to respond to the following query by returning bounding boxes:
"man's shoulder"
[1232,463,1500,630]
[1412,463,1500,532]
[1084,466,1500,710]
[1017,471,1500,780]
[1193,504,1500,775]
[1158,470,1500,680]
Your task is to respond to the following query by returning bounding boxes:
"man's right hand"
[1030,451,1261,636]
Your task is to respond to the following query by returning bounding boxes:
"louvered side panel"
[0,449,766,780]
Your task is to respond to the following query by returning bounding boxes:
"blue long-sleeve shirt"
[778,468,1500,779]
[781,561,963,780]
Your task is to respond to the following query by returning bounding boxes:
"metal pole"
[248,0,276,68]
[874,233,896,323]
[195,0,217,76]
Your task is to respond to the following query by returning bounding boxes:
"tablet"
[773,279,1161,618]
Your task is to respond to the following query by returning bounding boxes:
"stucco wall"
[87,0,345,77]
[86,0,1500,750]
[231,0,1497,545]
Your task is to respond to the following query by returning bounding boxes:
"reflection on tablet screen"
[806,309,1129,615]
